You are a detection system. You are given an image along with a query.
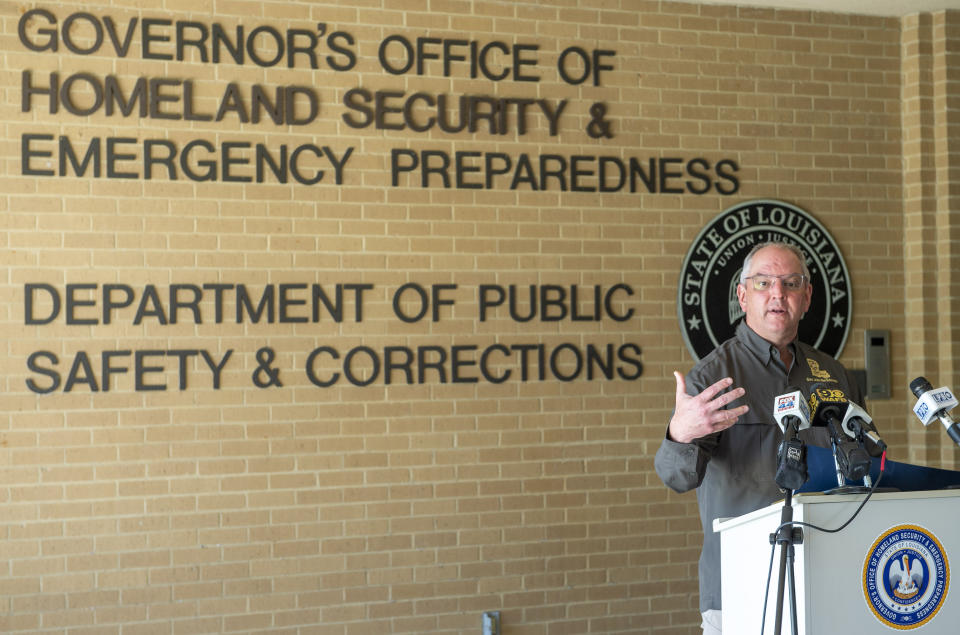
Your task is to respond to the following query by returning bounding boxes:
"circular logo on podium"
[677,199,851,361]
[862,525,949,629]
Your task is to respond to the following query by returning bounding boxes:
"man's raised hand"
[667,372,749,444]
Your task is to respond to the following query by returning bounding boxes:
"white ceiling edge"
[686,0,960,17]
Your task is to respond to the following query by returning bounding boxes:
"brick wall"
[903,9,960,471]
[0,1,954,633]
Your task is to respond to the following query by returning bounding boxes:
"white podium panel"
[714,489,960,634]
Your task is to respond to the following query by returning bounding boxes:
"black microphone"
[808,388,871,481]
[806,387,846,428]
[840,401,887,456]
[774,387,809,490]
[910,376,960,446]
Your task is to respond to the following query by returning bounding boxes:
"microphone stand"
[826,426,872,495]
[828,439,852,493]
[770,420,802,635]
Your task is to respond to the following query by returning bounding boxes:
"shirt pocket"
[716,421,781,484]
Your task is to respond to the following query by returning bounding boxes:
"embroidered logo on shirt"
[807,359,832,380]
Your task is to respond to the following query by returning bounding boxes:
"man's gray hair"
[739,241,811,284]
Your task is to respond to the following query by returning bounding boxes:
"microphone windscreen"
[910,376,933,399]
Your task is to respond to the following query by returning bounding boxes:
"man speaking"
[655,241,863,634]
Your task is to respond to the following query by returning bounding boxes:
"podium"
[714,489,960,634]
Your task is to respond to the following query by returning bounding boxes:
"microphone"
[774,387,809,490]
[806,387,846,428]
[910,376,960,446]
[774,387,811,433]
[840,401,887,456]
[807,388,871,481]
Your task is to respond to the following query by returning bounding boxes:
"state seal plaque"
[677,199,851,361]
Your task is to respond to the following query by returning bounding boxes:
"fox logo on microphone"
[776,394,797,415]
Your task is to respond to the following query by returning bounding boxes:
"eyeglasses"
[743,274,807,292]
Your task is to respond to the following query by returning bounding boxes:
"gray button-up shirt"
[654,321,863,613]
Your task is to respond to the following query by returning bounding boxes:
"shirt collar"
[735,320,798,369]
